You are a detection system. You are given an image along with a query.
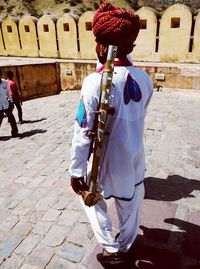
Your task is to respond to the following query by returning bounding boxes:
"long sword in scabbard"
[81,45,118,207]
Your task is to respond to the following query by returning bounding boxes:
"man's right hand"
[71,177,89,195]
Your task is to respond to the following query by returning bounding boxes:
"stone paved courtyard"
[0,89,200,269]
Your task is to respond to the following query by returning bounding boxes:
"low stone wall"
[134,62,200,90]
[60,61,200,91]
[1,63,60,100]
[0,60,199,101]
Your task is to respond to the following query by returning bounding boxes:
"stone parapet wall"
[0,59,199,101]
[0,63,60,100]
[134,62,200,90]
[0,4,200,63]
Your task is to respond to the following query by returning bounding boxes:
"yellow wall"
[60,61,96,90]
[0,21,7,56]
[193,12,200,63]
[19,16,39,57]
[133,7,157,61]
[159,4,192,62]
[37,15,58,58]
[2,17,22,56]
[0,4,200,63]
[57,14,79,59]
[1,64,59,100]
[78,11,96,60]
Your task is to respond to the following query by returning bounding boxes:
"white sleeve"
[69,74,100,178]
[144,75,154,114]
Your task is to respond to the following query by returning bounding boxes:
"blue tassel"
[124,73,142,105]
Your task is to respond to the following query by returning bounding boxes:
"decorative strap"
[97,57,133,73]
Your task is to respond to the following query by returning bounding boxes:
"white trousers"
[80,183,144,253]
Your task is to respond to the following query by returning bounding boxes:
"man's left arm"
[144,76,154,114]
[69,75,100,194]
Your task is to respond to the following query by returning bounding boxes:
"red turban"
[93,2,140,49]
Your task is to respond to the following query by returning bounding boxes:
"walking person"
[6,70,23,124]
[0,68,18,137]
[69,2,154,267]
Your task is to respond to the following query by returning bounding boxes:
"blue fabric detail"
[124,73,142,105]
[105,194,135,201]
[135,179,144,187]
[76,97,87,128]
[104,180,144,201]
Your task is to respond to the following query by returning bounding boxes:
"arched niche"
[158,4,192,62]
[78,11,96,60]
[132,7,158,61]
[192,12,200,63]
[1,17,22,56]
[19,16,39,57]
[57,14,79,59]
[37,14,58,58]
[0,19,7,56]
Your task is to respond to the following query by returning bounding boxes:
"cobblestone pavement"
[0,89,200,269]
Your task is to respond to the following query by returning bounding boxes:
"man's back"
[78,64,153,199]
[7,79,19,98]
[98,65,154,199]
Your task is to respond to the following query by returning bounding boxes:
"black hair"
[6,70,14,79]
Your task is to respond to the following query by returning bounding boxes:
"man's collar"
[97,56,133,73]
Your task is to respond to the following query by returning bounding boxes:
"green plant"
[7,5,15,13]
[22,0,35,2]
[79,6,86,13]
[55,0,64,3]
[94,2,99,9]
[63,8,70,13]
[17,12,24,16]
[69,0,77,6]
[31,8,42,18]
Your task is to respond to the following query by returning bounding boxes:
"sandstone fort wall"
[0,4,200,63]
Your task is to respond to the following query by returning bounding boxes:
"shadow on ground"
[94,218,200,269]
[0,135,11,141]
[0,129,47,141]
[21,118,47,124]
[144,175,200,201]
[86,175,200,269]
[19,129,47,138]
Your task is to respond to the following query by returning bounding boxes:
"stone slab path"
[0,89,200,269]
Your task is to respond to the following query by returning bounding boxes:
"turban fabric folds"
[93,2,140,54]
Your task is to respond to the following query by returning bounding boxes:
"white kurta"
[69,60,153,201]
[0,79,12,110]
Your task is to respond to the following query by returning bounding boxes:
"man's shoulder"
[132,66,151,80]
[81,72,102,96]
[1,79,8,86]
[8,80,16,86]
[130,67,154,95]
[84,72,102,85]
[86,71,101,79]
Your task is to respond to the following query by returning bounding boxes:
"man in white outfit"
[69,2,154,267]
